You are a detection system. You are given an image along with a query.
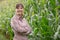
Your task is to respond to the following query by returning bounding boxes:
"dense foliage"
[0,0,60,40]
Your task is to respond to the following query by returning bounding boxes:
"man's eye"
[21,8,22,9]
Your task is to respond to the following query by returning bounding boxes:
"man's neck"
[16,14,23,20]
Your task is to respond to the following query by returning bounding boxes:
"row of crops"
[0,0,60,40]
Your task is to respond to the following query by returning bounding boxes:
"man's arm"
[23,18,32,35]
[11,18,28,33]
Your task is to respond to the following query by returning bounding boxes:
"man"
[11,3,32,40]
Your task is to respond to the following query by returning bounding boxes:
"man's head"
[16,3,24,16]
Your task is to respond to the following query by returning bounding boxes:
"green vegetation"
[0,0,60,40]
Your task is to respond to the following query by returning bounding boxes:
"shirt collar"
[15,14,23,20]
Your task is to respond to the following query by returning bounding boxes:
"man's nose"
[19,9,21,11]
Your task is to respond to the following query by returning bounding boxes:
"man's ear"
[16,9,17,12]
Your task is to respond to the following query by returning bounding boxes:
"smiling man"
[11,3,32,40]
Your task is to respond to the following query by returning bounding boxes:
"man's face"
[16,5,24,16]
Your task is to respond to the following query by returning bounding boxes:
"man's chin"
[18,14,23,16]
[16,14,20,15]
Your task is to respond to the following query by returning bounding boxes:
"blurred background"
[0,0,60,40]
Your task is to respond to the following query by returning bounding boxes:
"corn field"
[0,0,60,40]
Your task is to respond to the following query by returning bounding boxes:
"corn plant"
[0,0,60,40]
[24,0,60,40]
